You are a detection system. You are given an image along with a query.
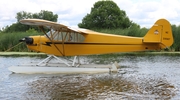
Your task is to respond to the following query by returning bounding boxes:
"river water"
[0,55,180,99]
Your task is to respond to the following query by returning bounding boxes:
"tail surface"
[143,19,174,49]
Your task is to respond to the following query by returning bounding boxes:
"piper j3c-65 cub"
[8,19,173,74]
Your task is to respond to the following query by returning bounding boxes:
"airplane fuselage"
[20,19,173,56]
[27,32,161,56]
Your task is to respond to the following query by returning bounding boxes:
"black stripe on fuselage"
[42,42,142,46]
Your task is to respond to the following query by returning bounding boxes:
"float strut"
[36,55,71,66]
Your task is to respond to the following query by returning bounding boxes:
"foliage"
[2,10,58,33]
[78,0,132,29]
[16,11,33,22]
[170,25,180,51]
[26,28,38,33]
[32,10,58,22]
[16,10,58,22]
[93,23,148,37]
[0,31,42,52]
[2,23,30,33]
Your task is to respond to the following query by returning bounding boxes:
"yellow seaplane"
[8,19,173,74]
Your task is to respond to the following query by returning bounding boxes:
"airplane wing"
[20,19,89,34]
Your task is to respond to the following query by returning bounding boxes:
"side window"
[46,30,85,42]
[65,32,85,42]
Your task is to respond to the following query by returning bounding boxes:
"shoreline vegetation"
[1,51,180,57]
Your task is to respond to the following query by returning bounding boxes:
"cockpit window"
[46,30,85,42]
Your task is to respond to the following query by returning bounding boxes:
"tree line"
[0,0,180,51]
[1,10,58,33]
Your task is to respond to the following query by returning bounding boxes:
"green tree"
[171,25,180,51]
[3,10,58,32]
[78,0,132,29]
[16,10,58,22]
[16,11,32,22]
[126,23,140,36]
[32,10,58,22]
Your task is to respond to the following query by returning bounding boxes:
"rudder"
[143,19,174,49]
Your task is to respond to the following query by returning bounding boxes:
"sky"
[0,0,180,29]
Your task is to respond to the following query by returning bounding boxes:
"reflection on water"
[0,55,180,99]
[24,74,175,100]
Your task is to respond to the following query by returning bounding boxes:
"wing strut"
[39,26,64,56]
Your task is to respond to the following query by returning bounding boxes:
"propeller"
[19,37,33,45]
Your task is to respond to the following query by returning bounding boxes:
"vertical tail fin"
[143,19,174,49]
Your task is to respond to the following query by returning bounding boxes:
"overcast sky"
[0,0,180,29]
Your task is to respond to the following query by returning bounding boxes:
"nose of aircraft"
[19,37,33,45]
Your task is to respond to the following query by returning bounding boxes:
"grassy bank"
[0,52,46,57]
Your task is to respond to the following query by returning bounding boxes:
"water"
[0,55,180,99]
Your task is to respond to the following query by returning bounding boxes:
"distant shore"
[0,52,180,57]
